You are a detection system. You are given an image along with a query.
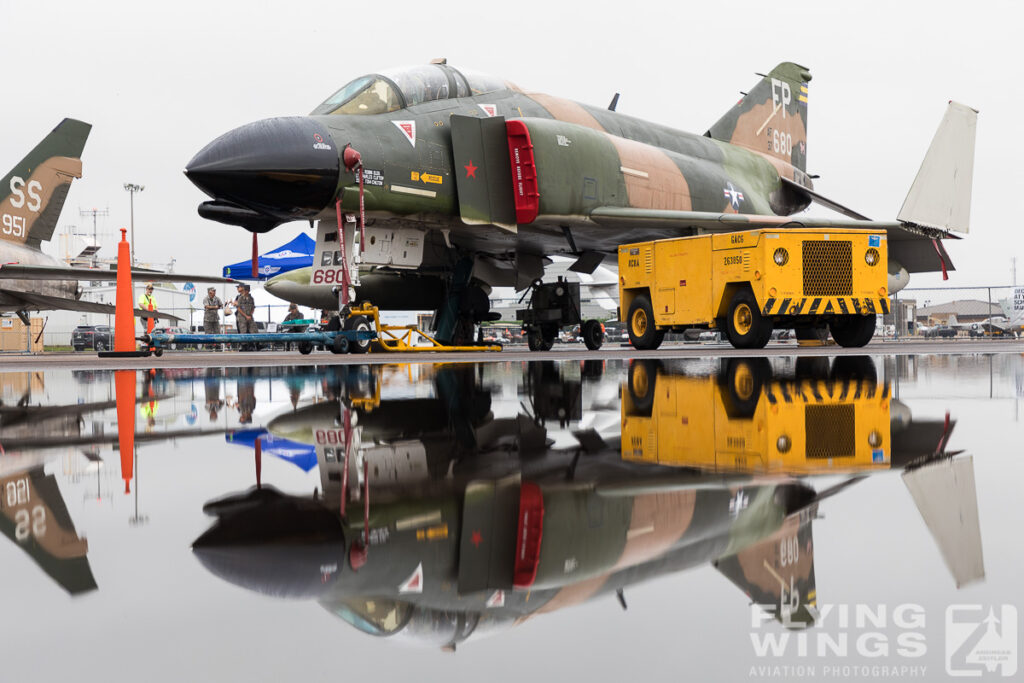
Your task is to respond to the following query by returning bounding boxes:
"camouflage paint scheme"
[187,61,957,301]
[193,359,969,649]
[0,120,233,322]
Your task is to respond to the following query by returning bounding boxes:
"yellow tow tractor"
[618,228,889,349]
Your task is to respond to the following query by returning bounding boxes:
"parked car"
[151,326,193,350]
[71,325,112,351]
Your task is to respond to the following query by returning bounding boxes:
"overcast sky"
[2,0,1021,296]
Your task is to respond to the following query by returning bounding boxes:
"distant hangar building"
[915,299,1002,325]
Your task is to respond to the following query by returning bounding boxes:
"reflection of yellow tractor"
[618,228,889,349]
[622,358,891,474]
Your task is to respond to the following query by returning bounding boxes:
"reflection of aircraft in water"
[194,358,983,649]
[1,467,96,595]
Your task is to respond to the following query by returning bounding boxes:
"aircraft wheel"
[829,314,876,348]
[627,293,664,350]
[627,359,661,415]
[297,341,314,355]
[582,319,604,351]
[724,289,771,349]
[153,348,164,358]
[345,316,372,354]
[331,334,350,355]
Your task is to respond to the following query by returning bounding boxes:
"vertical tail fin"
[706,63,811,173]
[1,118,91,249]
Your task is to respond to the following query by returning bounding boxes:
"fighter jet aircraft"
[186,61,976,343]
[193,357,982,649]
[1,119,233,324]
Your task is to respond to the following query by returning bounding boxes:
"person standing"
[137,282,158,338]
[234,284,257,334]
[282,303,303,325]
[202,287,223,334]
[281,302,304,350]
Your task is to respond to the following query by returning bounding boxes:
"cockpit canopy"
[311,64,508,116]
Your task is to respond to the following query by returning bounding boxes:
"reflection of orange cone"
[115,369,136,494]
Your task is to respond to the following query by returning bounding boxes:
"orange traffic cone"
[115,369,135,494]
[99,228,150,357]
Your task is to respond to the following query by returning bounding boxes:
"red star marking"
[471,530,483,547]
[464,160,478,179]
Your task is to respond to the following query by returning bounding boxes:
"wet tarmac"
[1,352,1022,682]
[1,338,1021,369]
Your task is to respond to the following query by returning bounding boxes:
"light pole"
[123,183,144,265]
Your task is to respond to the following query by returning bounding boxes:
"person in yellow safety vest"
[137,282,158,335]
[140,398,159,430]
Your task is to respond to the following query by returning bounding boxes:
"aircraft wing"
[586,207,955,274]
[0,288,182,322]
[0,264,236,284]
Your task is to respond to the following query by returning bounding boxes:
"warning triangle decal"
[485,590,505,608]
[392,120,416,147]
[398,562,424,594]
[478,104,497,117]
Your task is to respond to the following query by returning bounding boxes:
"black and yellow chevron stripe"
[761,297,890,317]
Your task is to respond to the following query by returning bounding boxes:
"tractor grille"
[802,240,852,296]
[805,404,854,459]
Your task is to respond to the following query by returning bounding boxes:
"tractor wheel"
[582,319,604,351]
[723,289,771,349]
[829,314,876,348]
[627,293,664,350]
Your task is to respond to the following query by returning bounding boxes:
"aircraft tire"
[345,316,372,354]
[724,289,771,349]
[627,293,664,350]
[582,319,604,351]
[829,314,876,348]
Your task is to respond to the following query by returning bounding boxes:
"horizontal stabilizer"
[0,264,236,284]
[902,456,984,588]
[0,288,182,321]
[897,102,977,234]
[779,177,870,220]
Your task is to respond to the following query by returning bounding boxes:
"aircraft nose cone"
[186,117,340,220]
[193,489,345,599]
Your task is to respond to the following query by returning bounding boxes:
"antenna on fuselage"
[608,93,620,111]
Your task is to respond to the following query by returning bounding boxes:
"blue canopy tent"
[222,233,315,281]
[225,429,319,472]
